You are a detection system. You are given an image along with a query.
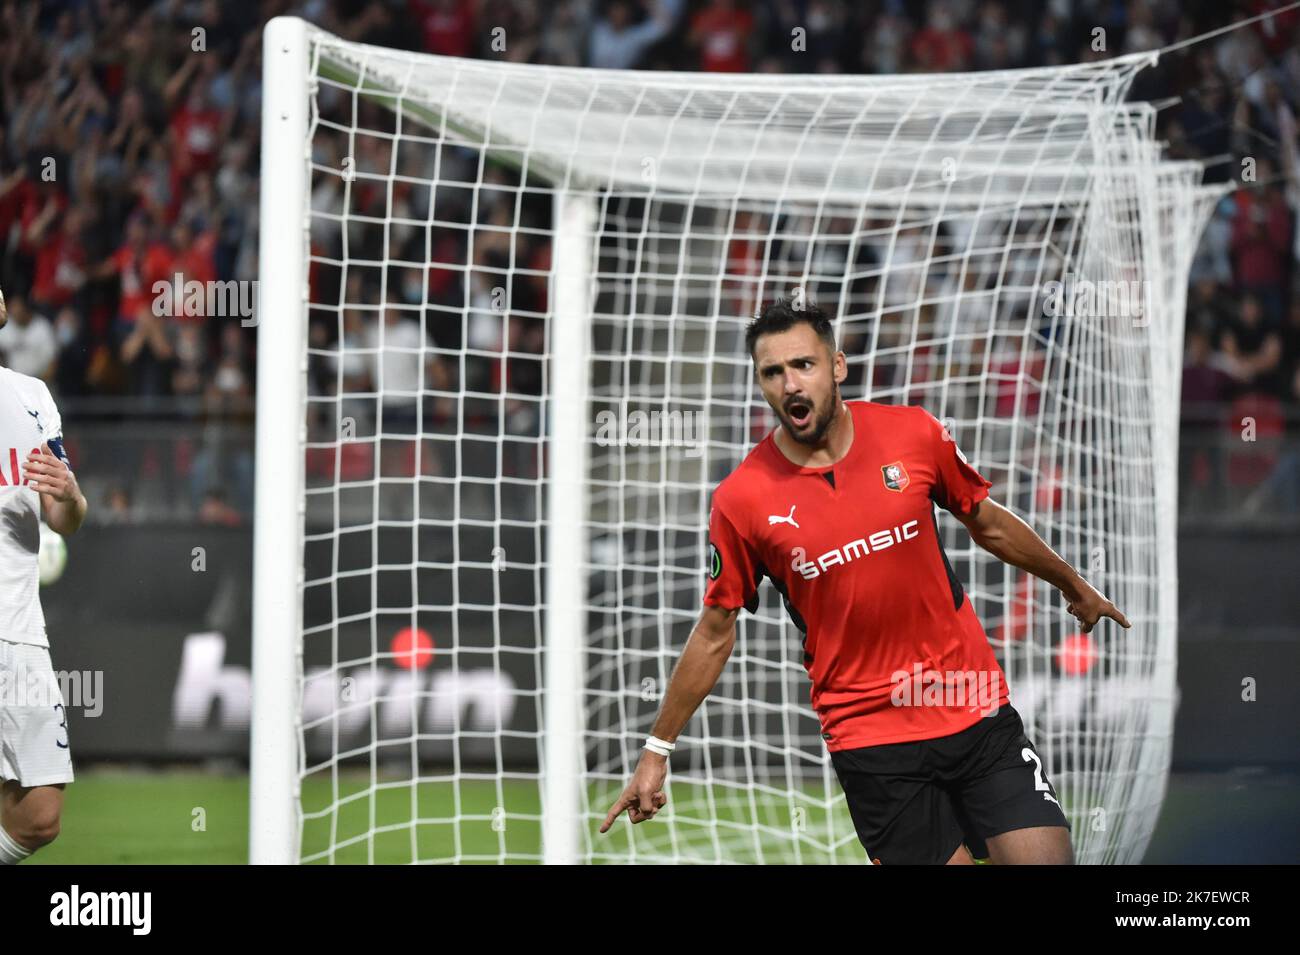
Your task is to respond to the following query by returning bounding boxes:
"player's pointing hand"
[1065,582,1131,634]
[599,752,668,833]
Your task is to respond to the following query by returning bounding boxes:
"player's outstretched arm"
[599,603,739,833]
[954,498,1130,634]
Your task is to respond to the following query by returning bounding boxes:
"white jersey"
[0,366,69,648]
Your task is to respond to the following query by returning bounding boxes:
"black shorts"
[829,703,1070,864]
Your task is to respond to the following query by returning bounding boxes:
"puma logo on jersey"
[26,408,41,433]
[794,519,920,580]
[768,505,799,528]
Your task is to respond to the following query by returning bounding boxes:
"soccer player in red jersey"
[600,299,1130,864]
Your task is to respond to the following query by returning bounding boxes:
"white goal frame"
[249,15,1224,865]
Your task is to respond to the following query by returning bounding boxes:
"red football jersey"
[704,400,1010,750]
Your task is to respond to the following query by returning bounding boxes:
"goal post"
[541,191,597,865]
[251,16,1227,864]
[250,15,311,865]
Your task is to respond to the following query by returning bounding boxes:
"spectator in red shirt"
[165,58,227,219]
[171,218,217,286]
[0,164,32,248]
[723,209,764,317]
[91,213,175,341]
[170,86,222,178]
[911,1,974,72]
[409,0,478,58]
[31,207,88,314]
[1250,0,1300,57]
[689,0,755,73]
[167,218,218,324]
[16,173,69,262]
[1230,166,1292,318]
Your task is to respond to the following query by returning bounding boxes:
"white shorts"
[0,639,75,787]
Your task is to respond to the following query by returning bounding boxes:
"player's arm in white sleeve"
[26,385,87,536]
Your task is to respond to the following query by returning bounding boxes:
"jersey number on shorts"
[1021,747,1059,806]
[54,703,69,749]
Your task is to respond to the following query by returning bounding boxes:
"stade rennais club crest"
[881,462,910,492]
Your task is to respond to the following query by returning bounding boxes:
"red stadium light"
[389,627,436,670]
[1055,633,1096,677]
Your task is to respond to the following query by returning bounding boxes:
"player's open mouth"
[786,399,813,428]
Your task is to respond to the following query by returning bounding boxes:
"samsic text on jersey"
[703,401,1010,750]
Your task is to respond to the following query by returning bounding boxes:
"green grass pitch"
[28,769,861,864]
[26,768,1277,863]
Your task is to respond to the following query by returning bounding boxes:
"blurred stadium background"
[0,0,1296,863]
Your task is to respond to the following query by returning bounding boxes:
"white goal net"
[251,16,1225,864]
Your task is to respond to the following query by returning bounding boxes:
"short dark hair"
[744,297,837,360]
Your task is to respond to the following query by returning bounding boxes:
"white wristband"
[644,735,675,756]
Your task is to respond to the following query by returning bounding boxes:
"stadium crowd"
[0,0,1297,520]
